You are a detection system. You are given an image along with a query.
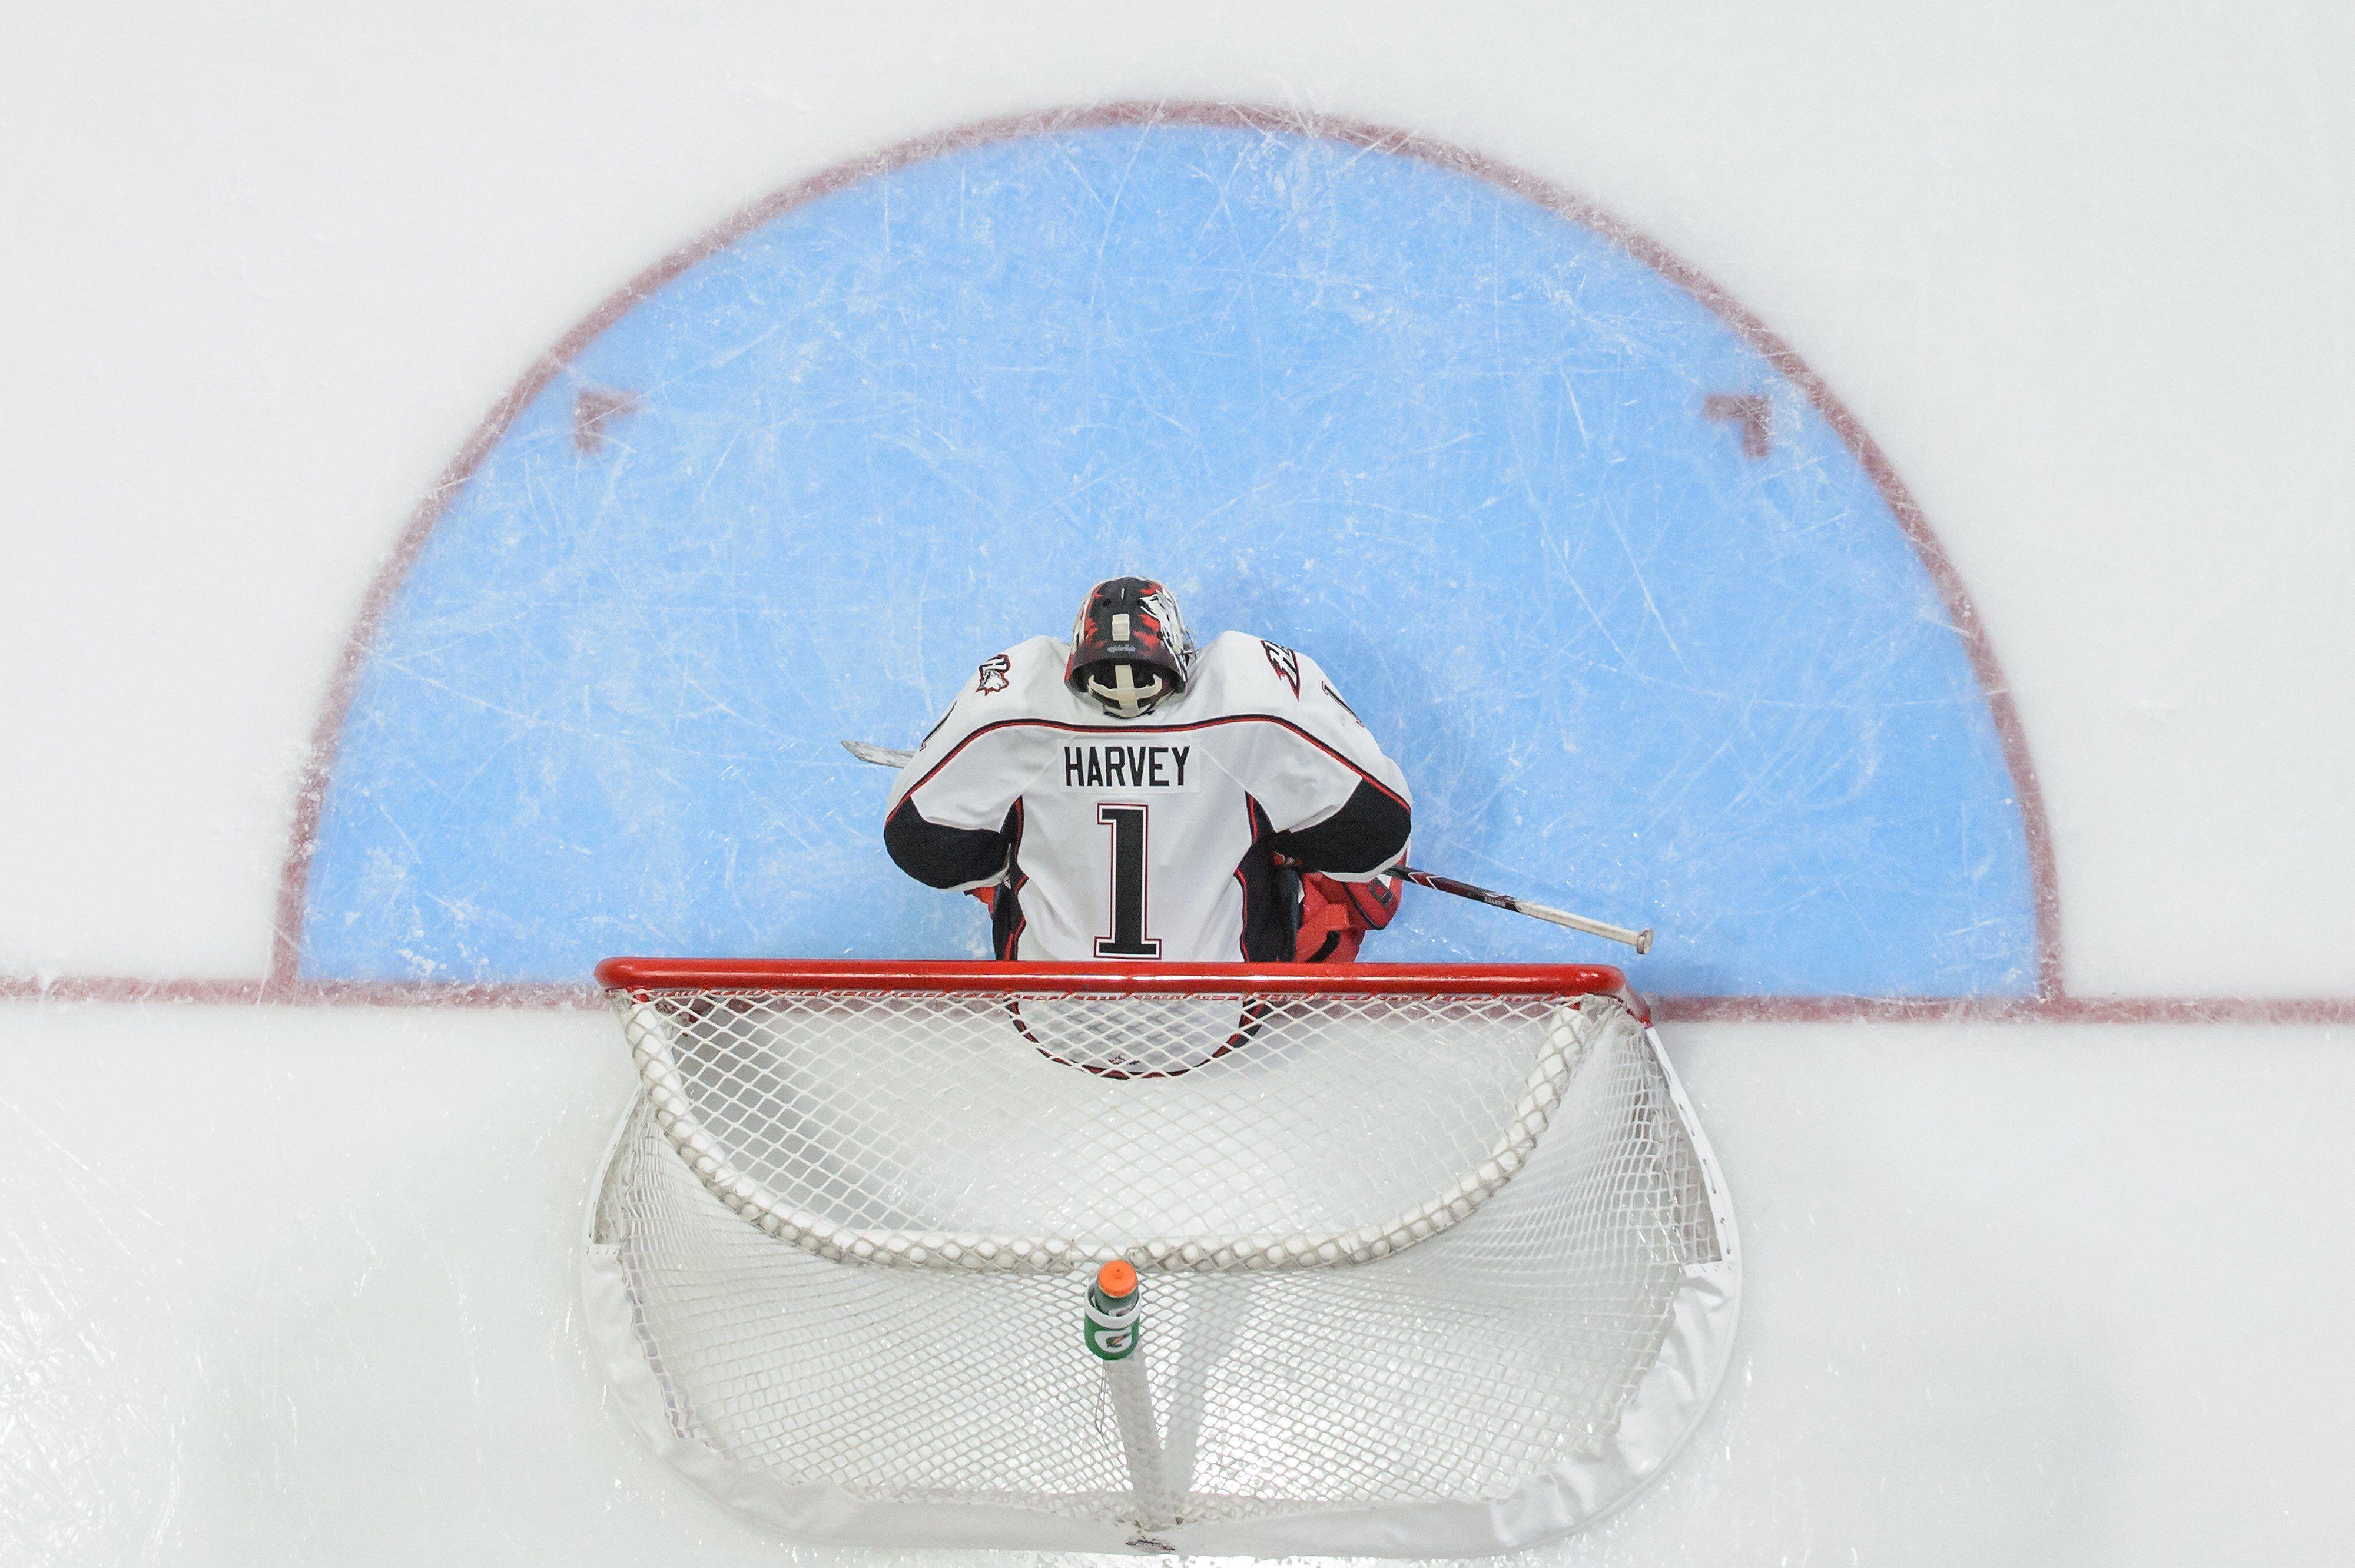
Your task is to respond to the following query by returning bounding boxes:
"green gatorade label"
[1084,1262,1141,1361]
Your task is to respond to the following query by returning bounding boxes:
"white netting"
[585,977,1735,1554]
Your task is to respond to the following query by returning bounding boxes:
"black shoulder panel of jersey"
[1235,798,1302,963]
[884,797,1013,890]
[1271,778,1412,877]
[991,801,1029,959]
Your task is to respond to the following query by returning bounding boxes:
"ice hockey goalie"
[884,578,1412,962]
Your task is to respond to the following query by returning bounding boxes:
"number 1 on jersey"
[1093,803,1160,959]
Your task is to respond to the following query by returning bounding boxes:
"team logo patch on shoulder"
[1261,640,1301,697]
[976,653,1011,695]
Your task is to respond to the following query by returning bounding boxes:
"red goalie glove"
[1295,870,1404,964]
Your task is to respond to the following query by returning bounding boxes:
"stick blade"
[843,740,916,768]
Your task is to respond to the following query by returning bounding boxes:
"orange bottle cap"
[1096,1259,1138,1297]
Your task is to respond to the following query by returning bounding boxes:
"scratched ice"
[4,18,2352,1568]
[297,122,2036,997]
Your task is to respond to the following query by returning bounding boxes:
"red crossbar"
[593,957,1647,1023]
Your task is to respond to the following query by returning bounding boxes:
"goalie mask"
[1065,576,1196,720]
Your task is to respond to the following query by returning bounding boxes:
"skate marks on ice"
[277,105,2048,1002]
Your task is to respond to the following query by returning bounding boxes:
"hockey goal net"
[582,959,1738,1557]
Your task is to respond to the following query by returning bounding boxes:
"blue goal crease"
[298,123,2038,997]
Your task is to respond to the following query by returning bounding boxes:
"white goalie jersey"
[884,631,1412,962]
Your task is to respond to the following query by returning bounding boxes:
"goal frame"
[594,955,1654,1015]
[581,957,1734,1557]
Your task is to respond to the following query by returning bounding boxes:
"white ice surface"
[0,2,2351,992]
[3,5,2353,1563]
[3,1004,2349,1564]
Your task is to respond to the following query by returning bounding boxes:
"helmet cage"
[1077,660,1172,718]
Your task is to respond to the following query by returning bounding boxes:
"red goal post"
[593,955,1651,1022]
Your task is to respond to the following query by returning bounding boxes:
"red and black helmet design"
[1065,577,1197,719]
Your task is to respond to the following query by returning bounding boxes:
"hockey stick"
[1395,867,1653,955]
[841,739,1655,954]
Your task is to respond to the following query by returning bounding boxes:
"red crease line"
[2,974,2347,1025]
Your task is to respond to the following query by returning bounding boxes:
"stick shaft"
[1400,867,1654,954]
